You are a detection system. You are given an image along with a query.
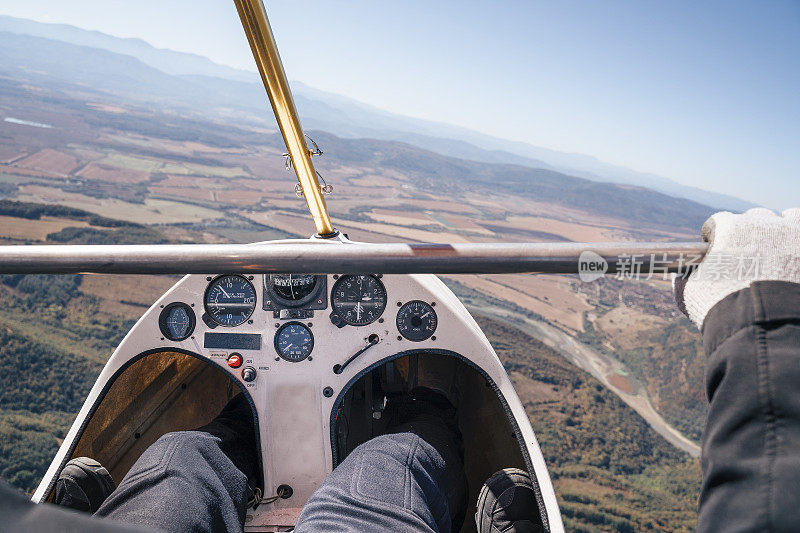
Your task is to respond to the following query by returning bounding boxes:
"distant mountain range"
[0,15,254,82]
[0,14,754,212]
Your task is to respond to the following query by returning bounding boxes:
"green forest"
[0,213,150,493]
[478,316,700,532]
[0,277,131,492]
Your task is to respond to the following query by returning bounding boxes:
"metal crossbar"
[0,242,707,275]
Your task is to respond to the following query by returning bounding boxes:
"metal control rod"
[234,0,336,236]
[0,242,707,275]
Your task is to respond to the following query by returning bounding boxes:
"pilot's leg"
[92,393,259,533]
[295,386,468,533]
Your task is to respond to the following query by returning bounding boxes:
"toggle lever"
[333,334,380,374]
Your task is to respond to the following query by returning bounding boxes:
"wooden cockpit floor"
[68,351,240,487]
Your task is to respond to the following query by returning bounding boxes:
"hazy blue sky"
[0,1,798,209]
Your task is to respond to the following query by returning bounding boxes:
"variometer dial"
[275,322,314,362]
[158,302,195,341]
[397,300,437,342]
[331,275,387,326]
[204,275,256,327]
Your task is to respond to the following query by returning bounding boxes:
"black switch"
[242,367,257,382]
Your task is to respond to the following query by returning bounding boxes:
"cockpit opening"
[331,351,545,532]
[45,349,258,501]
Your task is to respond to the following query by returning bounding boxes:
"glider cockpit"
[31,236,560,532]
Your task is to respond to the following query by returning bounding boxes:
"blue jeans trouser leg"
[296,388,468,532]
[92,389,466,533]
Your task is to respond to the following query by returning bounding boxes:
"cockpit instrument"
[330,275,387,326]
[274,322,314,362]
[204,275,257,327]
[264,274,326,311]
[396,300,438,341]
[158,302,195,341]
[270,274,317,301]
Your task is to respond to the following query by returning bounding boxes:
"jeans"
[94,431,252,532]
[93,387,467,532]
[295,388,467,532]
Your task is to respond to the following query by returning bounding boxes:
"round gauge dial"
[158,302,195,341]
[204,275,256,327]
[268,274,319,304]
[275,322,314,362]
[331,275,387,326]
[397,300,438,342]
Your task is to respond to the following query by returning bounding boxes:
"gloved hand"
[674,208,800,329]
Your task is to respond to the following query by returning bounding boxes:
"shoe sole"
[58,457,116,511]
[475,468,535,533]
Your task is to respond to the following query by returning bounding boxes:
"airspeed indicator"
[275,322,314,362]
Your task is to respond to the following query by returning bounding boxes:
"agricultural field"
[94,153,163,173]
[467,274,593,333]
[14,185,223,224]
[0,215,91,242]
[148,185,216,203]
[15,148,78,175]
[78,162,151,184]
[0,146,25,163]
[159,161,251,178]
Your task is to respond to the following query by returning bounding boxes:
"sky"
[0,0,798,209]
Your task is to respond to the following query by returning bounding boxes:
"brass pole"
[234,0,336,236]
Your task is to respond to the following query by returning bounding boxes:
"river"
[478,304,701,458]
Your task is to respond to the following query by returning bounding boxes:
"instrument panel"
[146,270,448,526]
[159,273,439,368]
[42,260,561,532]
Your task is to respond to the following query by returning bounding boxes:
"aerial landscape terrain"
[0,17,717,531]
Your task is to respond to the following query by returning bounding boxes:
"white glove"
[674,208,800,329]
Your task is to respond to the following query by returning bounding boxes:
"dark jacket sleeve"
[698,281,800,532]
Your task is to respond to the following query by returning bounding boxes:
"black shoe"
[54,457,116,513]
[383,387,468,531]
[384,386,461,438]
[415,354,460,407]
[197,393,261,496]
[475,468,543,533]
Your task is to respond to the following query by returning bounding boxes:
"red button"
[227,354,242,368]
